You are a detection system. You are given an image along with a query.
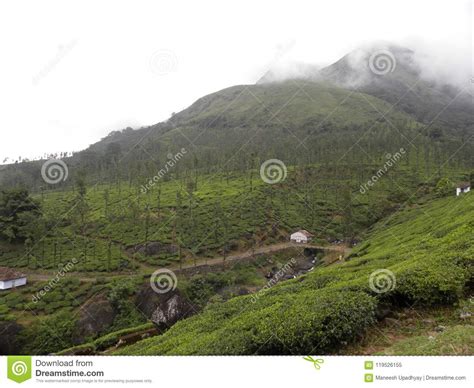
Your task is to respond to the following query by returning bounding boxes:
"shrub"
[20,311,76,354]
[395,257,468,304]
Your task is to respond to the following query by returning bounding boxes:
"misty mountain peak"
[319,42,420,87]
[257,42,420,87]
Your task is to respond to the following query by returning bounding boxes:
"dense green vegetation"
[116,193,473,355]
[0,189,40,243]
[0,161,468,274]
[0,278,99,317]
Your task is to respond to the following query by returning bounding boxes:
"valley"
[0,44,472,356]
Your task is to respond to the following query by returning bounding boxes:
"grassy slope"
[116,193,473,355]
[154,80,422,156]
[171,80,412,129]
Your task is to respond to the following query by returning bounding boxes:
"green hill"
[1,71,472,190]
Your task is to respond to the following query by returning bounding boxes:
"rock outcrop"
[135,286,195,331]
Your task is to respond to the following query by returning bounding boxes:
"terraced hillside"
[1,162,445,273]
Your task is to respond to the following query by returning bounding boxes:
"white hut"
[456,182,471,196]
[290,230,314,243]
[0,267,27,290]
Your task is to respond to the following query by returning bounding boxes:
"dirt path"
[172,242,350,271]
[23,242,351,282]
[26,272,104,283]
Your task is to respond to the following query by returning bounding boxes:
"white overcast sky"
[0,0,472,162]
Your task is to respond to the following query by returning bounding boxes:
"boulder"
[135,285,195,331]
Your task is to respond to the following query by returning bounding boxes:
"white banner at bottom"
[1,356,471,387]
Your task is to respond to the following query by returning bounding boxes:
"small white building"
[290,230,314,243]
[456,183,471,196]
[0,267,27,290]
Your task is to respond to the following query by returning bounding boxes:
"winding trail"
[174,242,349,269]
[23,242,351,282]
